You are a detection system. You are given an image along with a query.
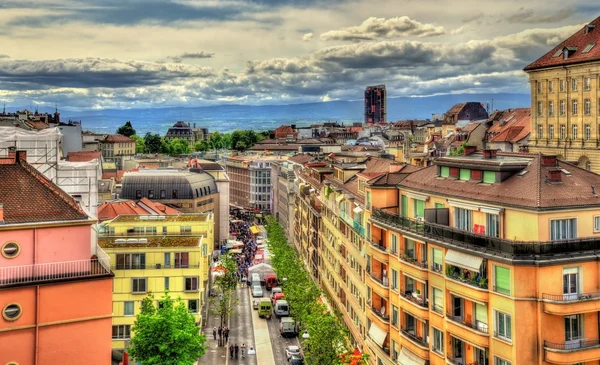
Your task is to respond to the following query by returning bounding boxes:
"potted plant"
[459,271,466,281]
[445,266,454,277]
[415,289,421,295]
[479,278,487,288]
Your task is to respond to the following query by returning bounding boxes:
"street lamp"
[302,330,310,339]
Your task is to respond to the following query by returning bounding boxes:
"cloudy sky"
[0,0,595,110]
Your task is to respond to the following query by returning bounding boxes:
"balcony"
[400,328,429,349]
[99,231,199,237]
[446,265,488,290]
[402,291,428,309]
[0,256,112,287]
[446,314,488,334]
[445,314,489,349]
[399,253,428,270]
[370,306,390,323]
[544,339,600,364]
[369,238,388,253]
[368,272,390,293]
[542,292,600,315]
[370,207,600,257]
[111,264,201,270]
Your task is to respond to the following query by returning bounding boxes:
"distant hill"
[50,93,529,135]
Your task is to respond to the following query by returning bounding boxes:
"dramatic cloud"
[0,55,9,59]
[320,16,446,41]
[507,8,574,24]
[302,33,314,41]
[168,52,215,63]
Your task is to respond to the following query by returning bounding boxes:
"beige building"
[525,17,600,171]
[101,134,136,169]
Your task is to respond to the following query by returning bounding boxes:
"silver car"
[252,285,263,297]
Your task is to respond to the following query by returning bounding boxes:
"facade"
[0,150,113,365]
[365,85,387,124]
[441,103,489,136]
[164,121,209,147]
[98,213,212,353]
[360,150,600,365]
[97,198,181,222]
[525,17,600,171]
[101,134,136,170]
[485,108,531,152]
[57,122,83,156]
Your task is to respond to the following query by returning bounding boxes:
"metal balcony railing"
[544,338,600,350]
[446,313,489,334]
[370,207,600,257]
[0,258,111,287]
[369,272,389,288]
[402,291,428,308]
[542,292,600,302]
[370,306,390,322]
[399,254,428,269]
[369,239,388,253]
[99,231,198,237]
[400,328,429,347]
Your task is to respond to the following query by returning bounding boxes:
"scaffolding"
[0,127,99,218]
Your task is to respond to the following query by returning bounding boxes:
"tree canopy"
[128,291,207,365]
[116,121,136,137]
[144,133,163,154]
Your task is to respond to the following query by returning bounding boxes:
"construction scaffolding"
[0,127,99,218]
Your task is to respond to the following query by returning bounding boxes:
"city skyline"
[0,1,596,110]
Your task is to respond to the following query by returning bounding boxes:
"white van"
[251,273,261,287]
[273,299,290,318]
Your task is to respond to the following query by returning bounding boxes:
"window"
[172,189,178,199]
[174,252,189,268]
[560,125,566,140]
[494,266,511,295]
[572,124,578,139]
[132,278,147,293]
[549,80,554,92]
[391,269,398,291]
[549,125,555,140]
[537,124,543,139]
[560,79,565,92]
[551,219,577,240]
[454,208,472,231]
[392,340,399,361]
[565,314,582,342]
[391,305,399,327]
[440,166,450,177]
[432,287,444,313]
[148,190,154,199]
[414,199,425,218]
[563,267,579,300]
[585,99,591,115]
[459,168,470,181]
[124,301,134,316]
[1,241,20,258]
[164,252,171,268]
[432,327,444,354]
[180,226,192,234]
[572,78,578,91]
[548,101,554,116]
[112,325,131,339]
[365,191,371,210]
[116,253,146,270]
[188,299,199,313]
[135,190,142,199]
[486,213,499,238]
[435,202,444,209]
[483,170,495,184]
[537,81,542,94]
[560,100,566,116]
[572,100,578,116]
[585,77,591,90]
[160,190,166,199]
[495,311,512,341]
[595,216,600,232]
[431,248,443,272]
[537,101,543,116]
[390,234,398,254]
[185,277,199,292]
[164,277,170,290]
[586,125,591,141]
[2,303,22,321]
[495,356,511,365]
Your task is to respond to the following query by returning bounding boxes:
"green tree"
[208,132,224,150]
[131,135,145,153]
[116,121,136,137]
[168,138,191,155]
[209,290,238,328]
[145,133,163,154]
[194,140,210,152]
[128,291,207,365]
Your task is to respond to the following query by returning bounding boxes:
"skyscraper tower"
[364,84,386,124]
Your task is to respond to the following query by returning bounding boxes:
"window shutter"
[495,266,511,293]
[401,195,408,217]
[475,303,487,324]
[434,288,443,307]
[433,248,443,266]
[415,200,425,218]
[459,169,471,181]
[483,171,495,184]
[440,166,450,177]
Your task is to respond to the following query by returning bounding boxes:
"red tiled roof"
[445,103,466,117]
[288,154,312,165]
[104,134,134,143]
[368,172,412,186]
[25,120,49,130]
[248,144,300,151]
[0,155,88,224]
[67,151,101,162]
[524,17,600,71]
[102,170,127,183]
[98,197,180,221]
[487,108,531,143]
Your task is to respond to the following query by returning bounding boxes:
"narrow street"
[265,299,301,364]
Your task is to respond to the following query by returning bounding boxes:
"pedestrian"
[241,343,246,358]
[229,344,234,359]
[212,327,216,340]
[234,343,239,359]
[224,327,229,343]
[218,327,223,346]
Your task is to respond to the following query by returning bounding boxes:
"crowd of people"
[229,218,259,281]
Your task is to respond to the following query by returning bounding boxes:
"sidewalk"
[250,294,276,365]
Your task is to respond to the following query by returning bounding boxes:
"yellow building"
[101,134,136,170]
[98,213,213,350]
[525,17,600,171]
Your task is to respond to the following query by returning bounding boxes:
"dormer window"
[563,48,569,60]
[584,24,596,34]
[582,43,596,54]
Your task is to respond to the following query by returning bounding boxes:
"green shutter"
[401,195,408,217]
[440,166,450,177]
[435,203,443,209]
[475,303,488,324]
[483,171,495,184]
[459,169,471,181]
[433,248,442,265]
[415,200,425,218]
[433,288,443,309]
[495,266,511,294]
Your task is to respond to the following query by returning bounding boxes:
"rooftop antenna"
[2,102,5,114]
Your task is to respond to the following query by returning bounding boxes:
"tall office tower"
[365,85,387,124]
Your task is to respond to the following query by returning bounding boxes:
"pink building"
[0,149,113,365]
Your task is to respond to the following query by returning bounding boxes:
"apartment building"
[98,213,212,353]
[359,150,600,365]
[101,134,136,170]
[0,150,113,365]
[525,17,600,171]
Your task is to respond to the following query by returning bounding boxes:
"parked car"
[285,345,301,359]
[288,354,304,365]
[280,317,298,338]
[271,287,283,296]
[271,292,285,305]
[258,298,272,319]
[252,299,259,310]
[273,299,290,318]
[252,285,263,298]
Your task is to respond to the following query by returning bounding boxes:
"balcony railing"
[446,313,489,334]
[0,258,111,287]
[446,266,488,290]
[369,272,389,287]
[111,264,201,270]
[370,306,390,322]
[369,239,388,252]
[370,207,600,257]
[542,292,600,302]
[400,328,429,347]
[402,291,428,308]
[399,254,428,269]
[544,339,600,351]
[99,231,198,237]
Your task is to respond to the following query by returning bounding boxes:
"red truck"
[265,274,278,291]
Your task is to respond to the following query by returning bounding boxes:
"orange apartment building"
[361,149,600,365]
[0,149,113,365]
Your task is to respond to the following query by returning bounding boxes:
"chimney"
[8,146,16,159]
[541,155,558,167]
[482,149,497,159]
[16,150,27,163]
[463,145,477,156]
[548,169,562,183]
[0,203,4,225]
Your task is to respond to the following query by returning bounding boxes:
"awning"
[353,206,363,214]
[398,347,426,365]
[368,323,388,348]
[479,205,504,215]
[250,226,260,234]
[447,200,479,210]
[225,242,234,249]
[336,194,345,203]
[445,249,483,272]
[229,249,242,254]
[254,254,263,261]
[406,192,429,201]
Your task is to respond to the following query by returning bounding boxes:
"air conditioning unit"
[155,263,162,269]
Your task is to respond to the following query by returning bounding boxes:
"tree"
[209,290,238,328]
[128,291,207,365]
[208,132,224,150]
[209,254,239,327]
[145,133,163,154]
[131,135,145,153]
[194,140,209,152]
[167,138,191,155]
[116,121,136,137]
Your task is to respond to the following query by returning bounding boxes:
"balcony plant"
[478,278,488,289]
